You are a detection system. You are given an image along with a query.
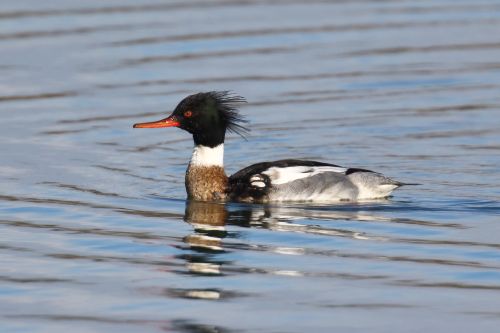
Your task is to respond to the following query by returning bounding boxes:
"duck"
[133,91,410,203]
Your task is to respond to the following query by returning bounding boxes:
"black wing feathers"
[229,159,342,182]
[345,167,376,175]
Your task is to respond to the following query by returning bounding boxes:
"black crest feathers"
[207,91,249,138]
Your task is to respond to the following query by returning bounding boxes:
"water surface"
[1,1,500,332]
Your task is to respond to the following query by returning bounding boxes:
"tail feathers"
[381,181,421,189]
[349,172,419,199]
[395,182,421,187]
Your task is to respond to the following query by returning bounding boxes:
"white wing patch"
[250,175,266,188]
[262,166,347,185]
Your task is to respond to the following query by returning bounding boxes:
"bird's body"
[134,91,409,203]
[228,159,402,202]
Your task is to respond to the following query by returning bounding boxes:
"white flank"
[189,144,224,167]
[262,166,347,185]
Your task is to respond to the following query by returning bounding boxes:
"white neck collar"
[189,144,224,167]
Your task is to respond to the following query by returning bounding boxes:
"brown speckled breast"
[185,165,228,201]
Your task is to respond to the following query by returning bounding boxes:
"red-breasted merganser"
[133,91,409,202]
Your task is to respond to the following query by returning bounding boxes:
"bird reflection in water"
[170,201,239,302]
[180,200,394,276]
[184,201,228,252]
[173,199,465,302]
[174,199,419,301]
[181,201,229,277]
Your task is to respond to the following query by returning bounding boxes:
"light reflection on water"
[1,0,500,332]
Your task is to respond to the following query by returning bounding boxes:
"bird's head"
[134,91,248,147]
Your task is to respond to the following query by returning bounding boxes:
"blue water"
[1,1,500,332]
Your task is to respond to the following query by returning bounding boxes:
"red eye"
[184,110,193,118]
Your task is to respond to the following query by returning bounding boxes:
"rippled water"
[1,1,500,332]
